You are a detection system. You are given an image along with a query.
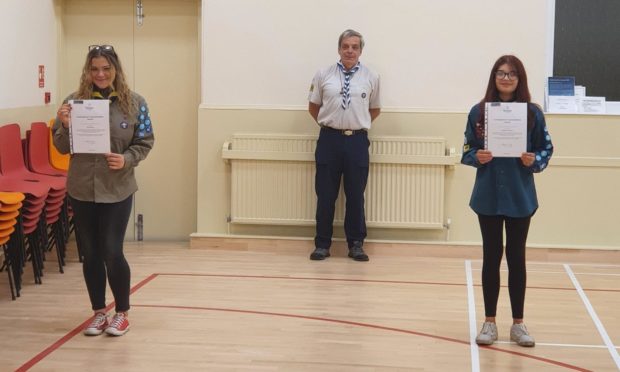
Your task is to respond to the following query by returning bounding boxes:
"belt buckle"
[343,129,353,136]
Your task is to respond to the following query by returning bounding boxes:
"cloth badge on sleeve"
[135,105,152,138]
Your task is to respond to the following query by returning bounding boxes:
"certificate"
[485,102,527,157]
[579,96,606,114]
[548,95,577,113]
[69,99,111,154]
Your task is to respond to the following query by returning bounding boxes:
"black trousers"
[314,128,369,249]
[477,213,531,319]
[70,195,133,313]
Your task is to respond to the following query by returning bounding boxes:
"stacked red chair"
[46,120,76,255]
[27,122,72,266]
[0,123,66,281]
[48,119,75,253]
[29,123,67,177]
[0,174,49,286]
[0,192,25,299]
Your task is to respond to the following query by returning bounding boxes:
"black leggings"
[477,214,531,319]
[70,195,133,313]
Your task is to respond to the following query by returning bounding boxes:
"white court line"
[564,264,620,369]
[471,268,620,277]
[468,259,620,268]
[566,272,620,277]
[495,340,620,349]
[550,263,620,268]
[465,260,480,372]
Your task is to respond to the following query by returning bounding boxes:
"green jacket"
[53,91,154,203]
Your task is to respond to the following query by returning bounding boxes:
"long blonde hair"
[76,47,136,118]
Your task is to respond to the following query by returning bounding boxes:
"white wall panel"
[0,0,57,109]
[202,0,550,111]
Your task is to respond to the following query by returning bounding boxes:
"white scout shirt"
[308,63,381,130]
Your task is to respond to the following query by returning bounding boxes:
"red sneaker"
[84,312,109,336]
[105,312,130,336]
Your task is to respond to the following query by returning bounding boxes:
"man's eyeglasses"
[88,45,116,56]
[495,70,519,81]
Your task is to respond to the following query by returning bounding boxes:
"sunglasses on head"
[88,45,116,56]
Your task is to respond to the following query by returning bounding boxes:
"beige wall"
[1,0,199,242]
[196,108,620,249]
[4,0,620,249]
[59,0,200,240]
[196,0,619,249]
[0,106,56,130]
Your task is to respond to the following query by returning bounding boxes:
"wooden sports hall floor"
[1,239,619,371]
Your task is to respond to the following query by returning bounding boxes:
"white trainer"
[510,323,535,347]
[475,321,498,345]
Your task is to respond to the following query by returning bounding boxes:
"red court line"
[156,272,465,286]
[15,274,158,372]
[132,303,592,372]
[16,272,598,371]
[155,272,620,292]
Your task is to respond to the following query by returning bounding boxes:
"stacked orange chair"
[48,119,70,171]
[0,123,64,281]
[0,191,25,299]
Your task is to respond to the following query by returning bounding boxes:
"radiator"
[222,134,457,229]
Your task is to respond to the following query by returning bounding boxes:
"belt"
[321,126,367,136]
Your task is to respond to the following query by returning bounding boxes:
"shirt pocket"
[350,81,371,104]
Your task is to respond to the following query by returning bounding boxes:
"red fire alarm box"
[38,65,45,88]
[45,92,51,104]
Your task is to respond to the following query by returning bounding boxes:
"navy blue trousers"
[314,128,369,249]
